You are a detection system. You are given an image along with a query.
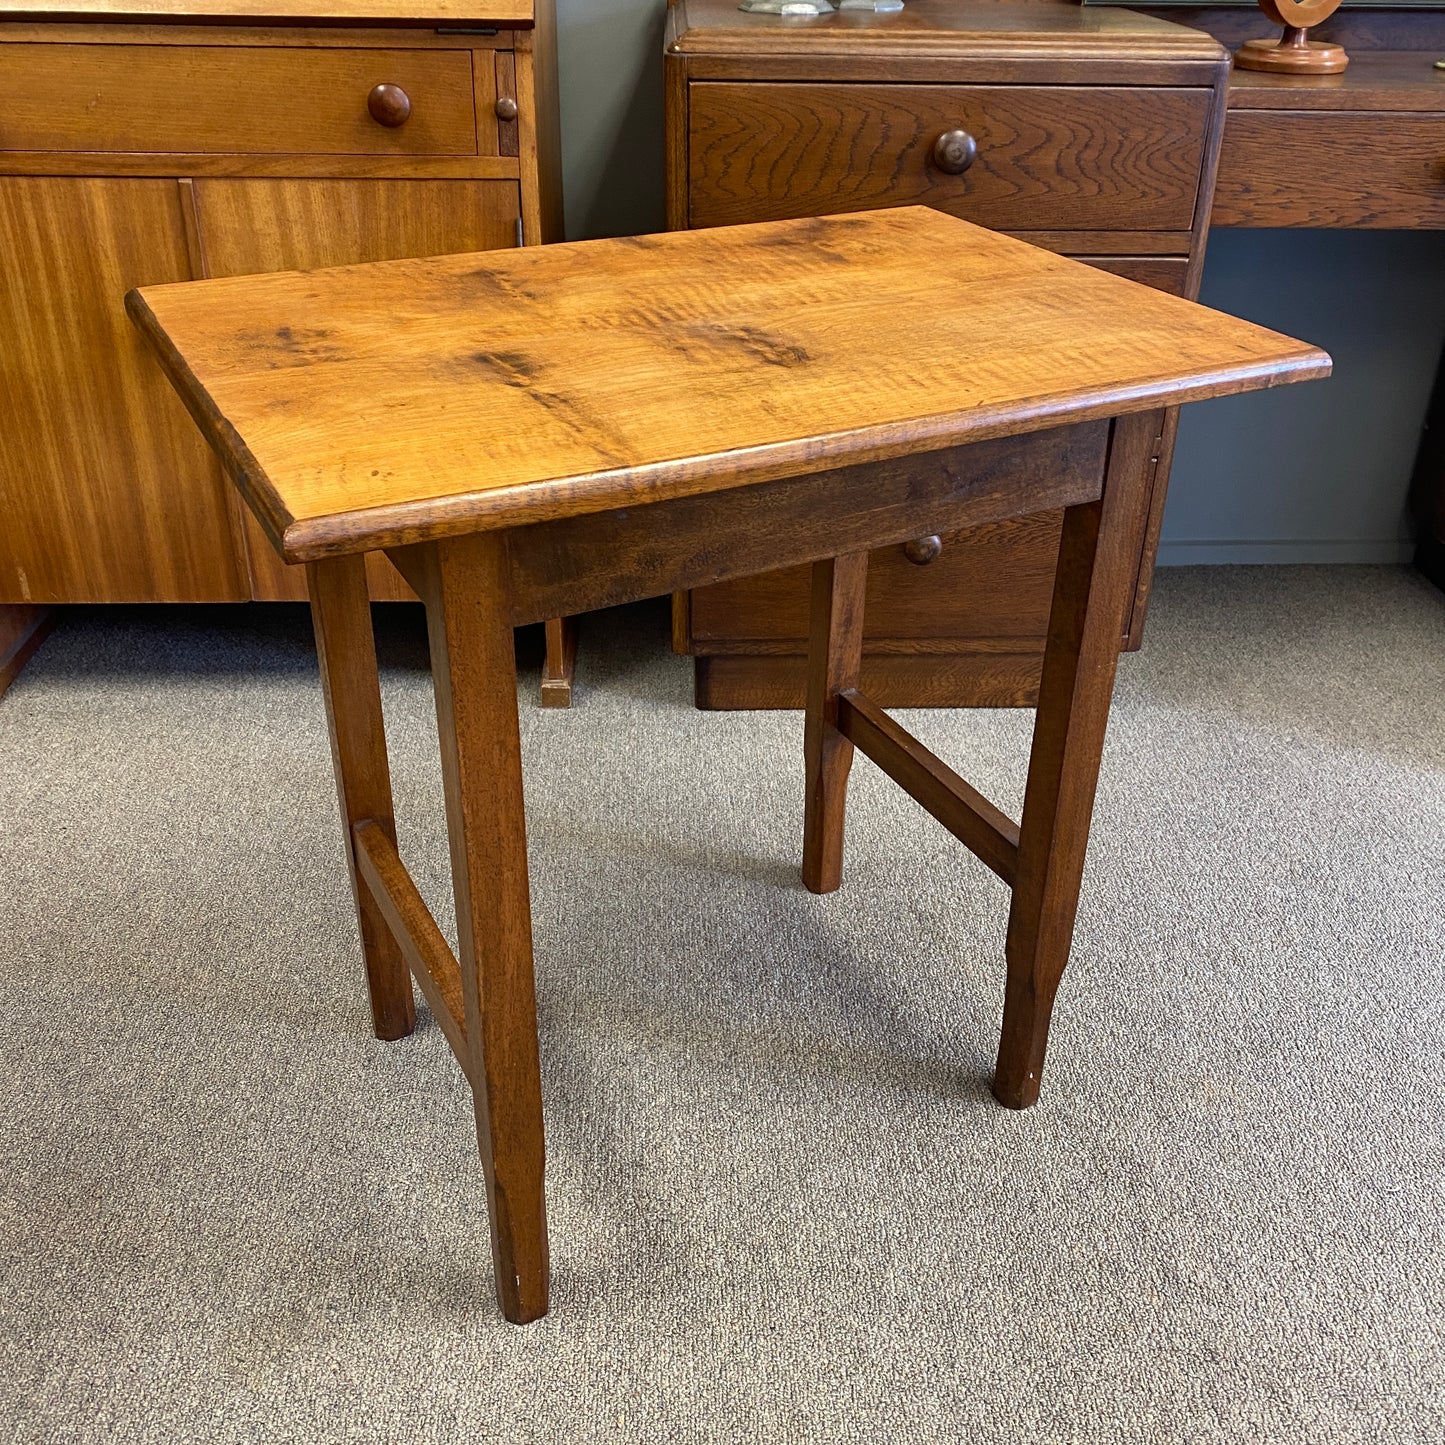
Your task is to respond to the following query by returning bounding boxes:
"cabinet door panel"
[194,177,523,600]
[0,177,246,603]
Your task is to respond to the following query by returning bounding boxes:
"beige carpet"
[1,565,1442,1444]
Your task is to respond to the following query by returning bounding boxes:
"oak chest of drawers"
[665,0,1230,707]
[0,0,561,616]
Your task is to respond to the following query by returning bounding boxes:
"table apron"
[398,421,1109,629]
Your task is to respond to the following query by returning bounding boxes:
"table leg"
[993,412,1160,1109]
[425,532,550,1324]
[307,555,417,1042]
[802,552,869,894]
[540,615,577,709]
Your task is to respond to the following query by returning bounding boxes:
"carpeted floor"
[1,564,1442,1444]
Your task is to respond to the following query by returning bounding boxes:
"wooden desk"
[128,207,1326,1321]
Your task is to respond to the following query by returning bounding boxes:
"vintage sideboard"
[0,0,569,695]
[664,0,1445,708]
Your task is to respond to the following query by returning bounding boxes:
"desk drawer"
[1213,112,1445,229]
[688,82,1209,232]
[0,44,479,156]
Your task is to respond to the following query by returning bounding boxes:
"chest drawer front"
[0,44,479,156]
[1213,112,1445,229]
[688,82,1210,233]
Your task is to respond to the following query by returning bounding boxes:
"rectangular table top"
[127,207,1330,562]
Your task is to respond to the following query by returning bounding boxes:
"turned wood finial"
[1235,0,1349,75]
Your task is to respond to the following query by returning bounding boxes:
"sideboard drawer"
[688,82,1210,233]
[0,44,479,156]
[1213,112,1445,229]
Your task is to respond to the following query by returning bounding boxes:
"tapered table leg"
[307,554,416,1042]
[802,552,869,894]
[423,532,550,1324]
[994,411,1162,1109]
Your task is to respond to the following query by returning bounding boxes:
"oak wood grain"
[193,175,522,601]
[1213,110,1445,229]
[128,207,1329,563]
[0,43,480,156]
[687,83,1212,234]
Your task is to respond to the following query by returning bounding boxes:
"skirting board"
[1155,540,1415,566]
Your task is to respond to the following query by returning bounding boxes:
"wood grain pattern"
[193,175,522,600]
[1226,50,1445,111]
[836,689,1019,885]
[994,412,1162,1109]
[668,0,1226,66]
[687,83,1211,234]
[419,532,549,1325]
[0,176,245,603]
[353,818,469,1071]
[0,0,533,22]
[0,43,480,156]
[128,208,1329,562]
[693,651,1046,710]
[307,552,417,1042]
[1213,110,1445,229]
[502,427,1105,629]
[802,552,867,894]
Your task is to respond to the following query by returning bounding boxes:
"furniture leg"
[424,532,550,1324]
[994,412,1161,1109]
[307,555,416,1042]
[540,615,577,708]
[0,605,55,701]
[802,552,869,894]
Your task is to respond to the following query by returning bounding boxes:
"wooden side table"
[128,207,1328,1323]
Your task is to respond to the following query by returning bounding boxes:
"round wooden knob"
[495,96,519,122]
[367,83,412,128]
[903,535,943,566]
[931,129,977,176]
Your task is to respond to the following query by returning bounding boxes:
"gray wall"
[550,2,1445,562]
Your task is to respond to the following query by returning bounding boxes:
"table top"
[128,207,1330,563]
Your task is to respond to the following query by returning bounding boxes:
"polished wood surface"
[1214,52,1445,229]
[836,688,1020,886]
[665,0,1231,709]
[0,43,479,155]
[307,552,416,1043]
[0,8,563,697]
[129,208,1327,563]
[0,0,533,21]
[668,0,1225,68]
[140,212,1327,1320]
[196,175,522,600]
[0,177,245,602]
[995,409,1163,1109]
[688,83,1211,233]
[419,532,550,1325]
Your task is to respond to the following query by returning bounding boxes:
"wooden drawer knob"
[931,129,978,176]
[495,96,519,122]
[903,535,943,565]
[367,83,412,128]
